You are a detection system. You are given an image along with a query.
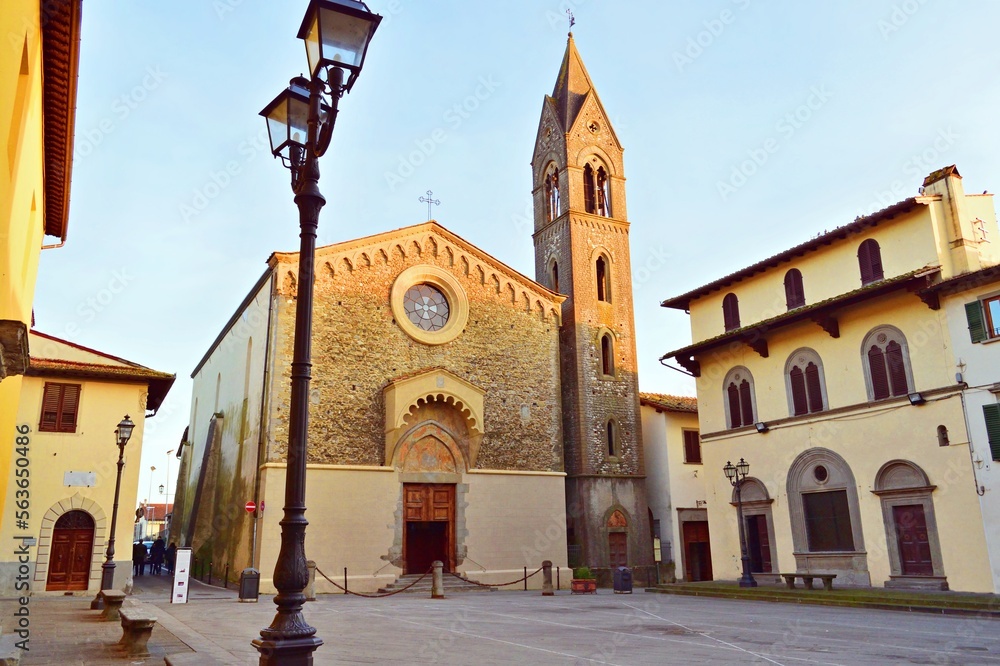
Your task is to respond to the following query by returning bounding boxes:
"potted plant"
[571,566,597,594]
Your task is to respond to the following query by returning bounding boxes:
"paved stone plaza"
[12,577,1000,665]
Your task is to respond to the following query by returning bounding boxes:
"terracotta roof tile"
[639,392,698,413]
[661,197,927,310]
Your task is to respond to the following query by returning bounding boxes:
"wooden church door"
[403,484,455,574]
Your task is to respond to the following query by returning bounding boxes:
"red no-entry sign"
[245,501,256,513]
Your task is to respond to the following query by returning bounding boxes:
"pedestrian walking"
[132,541,147,576]
[150,537,166,575]
[165,542,177,574]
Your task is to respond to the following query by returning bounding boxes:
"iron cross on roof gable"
[419,190,440,220]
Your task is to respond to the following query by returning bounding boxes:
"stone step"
[378,573,497,594]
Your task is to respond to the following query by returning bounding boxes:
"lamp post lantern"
[254,1,380,663]
[723,458,758,588]
[90,415,135,609]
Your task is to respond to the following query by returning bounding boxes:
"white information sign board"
[171,547,192,604]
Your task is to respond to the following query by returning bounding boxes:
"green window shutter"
[966,301,987,343]
[984,404,1000,461]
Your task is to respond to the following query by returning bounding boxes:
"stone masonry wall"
[266,227,564,472]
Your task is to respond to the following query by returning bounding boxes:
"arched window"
[786,449,866,575]
[723,293,740,331]
[596,256,611,303]
[723,367,756,429]
[596,166,611,217]
[784,269,805,309]
[550,260,559,293]
[785,348,827,416]
[544,164,560,222]
[861,325,913,401]
[601,333,614,376]
[858,239,884,285]
[583,163,596,214]
[583,161,611,217]
[607,420,617,456]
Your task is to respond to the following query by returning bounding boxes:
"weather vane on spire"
[566,9,575,34]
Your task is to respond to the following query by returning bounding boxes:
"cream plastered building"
[640,394,708,583]
[661,166,1000,592]
[0,330,173,597]
[0,0,82,529]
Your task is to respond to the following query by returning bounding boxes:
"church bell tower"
[531,34,653,580]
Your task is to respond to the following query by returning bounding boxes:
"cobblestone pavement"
[6,579,1000,665]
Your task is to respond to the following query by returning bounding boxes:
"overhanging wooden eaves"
[660,268,941,377]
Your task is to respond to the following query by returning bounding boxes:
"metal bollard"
[524,567,527,591]
[431,561,444,599]
[542,560,553,596]
[305,561,316,601]
[208,561,213,586]
[557,566,560,591]
[225,564,229,589]
[344,567,348,594]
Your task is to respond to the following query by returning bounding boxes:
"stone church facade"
[171,36,653,592]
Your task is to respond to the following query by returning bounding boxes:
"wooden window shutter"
[727,383,742,428]
[684,430,702,464]
[869,242,884,281]
[739,379,754,425]
[885,341,908,397]
[805,362,824,412]
[59,384,81,433]
[39,383,81,433]
[966,301,988,343]
[785,270,805,309]
[859,239,883,284]
[723,294,740,331]
[39,383,62,432]
[858,242,872,284]
[789,366,808,416]
[868,345,890,400]
[983,404,1000,461]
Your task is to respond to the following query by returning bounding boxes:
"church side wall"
[177,273,273,580]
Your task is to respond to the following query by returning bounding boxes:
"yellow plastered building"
[661,166,1000,592]
[0,0,82,534]
[0,331,174,596]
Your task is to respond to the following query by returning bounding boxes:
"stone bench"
[119,606,158,657]
[99,589,126,621]
[780,572,836,591]
[165,653,226,665]
[0,635,24,666]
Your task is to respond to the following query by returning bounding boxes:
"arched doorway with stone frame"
[873,460,948,590]
[383,369,485,576]
[36,495,107,592]
[605,507,629,569]
[731,477,778,584]
[786,448,870,586]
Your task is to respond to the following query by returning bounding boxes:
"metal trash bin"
[239,568,260,602]
[613,566,633,594]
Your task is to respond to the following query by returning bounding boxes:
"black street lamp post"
[723,458,758,588]
[254,2,380,664]
[90,415,135,610]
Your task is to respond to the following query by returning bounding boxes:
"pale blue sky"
[33,1,1000,504]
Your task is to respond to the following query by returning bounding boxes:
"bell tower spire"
[530,35,652,581]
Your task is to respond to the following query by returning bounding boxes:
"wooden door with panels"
[403,484,455,574]
[46,510,95,591]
